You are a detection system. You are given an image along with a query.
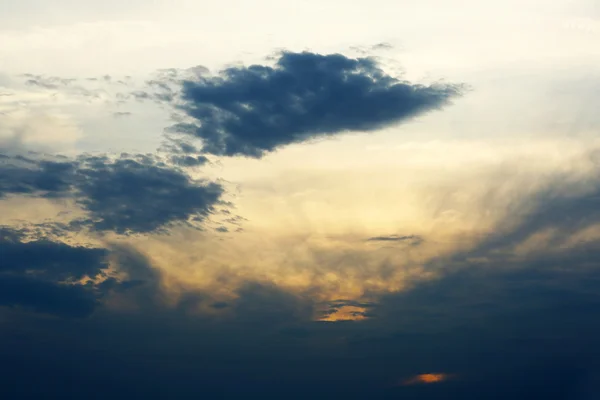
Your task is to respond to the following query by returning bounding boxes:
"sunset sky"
[2,1,600,398]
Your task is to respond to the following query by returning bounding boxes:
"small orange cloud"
[401,373,451,386]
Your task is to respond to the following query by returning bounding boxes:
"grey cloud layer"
[170,51,463,157]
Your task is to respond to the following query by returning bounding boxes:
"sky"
[1,1,600,398]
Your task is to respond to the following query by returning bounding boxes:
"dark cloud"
[0,227,109,317]
[101,244,166,312]
[2,226,600,399]
[0,157,76,198]
[3,247,599,399]
[0,153,225,234]
[231,282,314,326]
[19,73,105,99]
[74,155,223,234]
[0,275,98,318]
[160,136,210,167]
[169,154,209,167]
[112,111,132,118]
[211,301,229,309]
[169,51,463,157]
[0,228,108,280]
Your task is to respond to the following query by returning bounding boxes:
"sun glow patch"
[319,305,370,322]
[401,373,452,386]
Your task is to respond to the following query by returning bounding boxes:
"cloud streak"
[367,234,423,244]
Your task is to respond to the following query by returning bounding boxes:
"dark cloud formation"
[74,155,223,234]
[2,245,600,398]
[0,153,224,234]
[0,228,108,280]
[0,156,76,198]
[169,154,209,167]
[0,274,98,318]
[0,227,109,317]
[170,51,463,157]
[160,136,211,167]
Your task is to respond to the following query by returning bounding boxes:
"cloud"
[367,234,423,245]
[169,154,209,167]
[170,51,463,157]
[0,156,76,199]
[0,153,225,234]
[0,275,98,318]
[22,74,76,90]
[18,73,106,100]
[0,227,108,280]
[74,155,223,234]
[0,227,109,317]
[231,282,314,326]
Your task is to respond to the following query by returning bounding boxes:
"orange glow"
[401,373,450,386]
[318,306,369,322]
